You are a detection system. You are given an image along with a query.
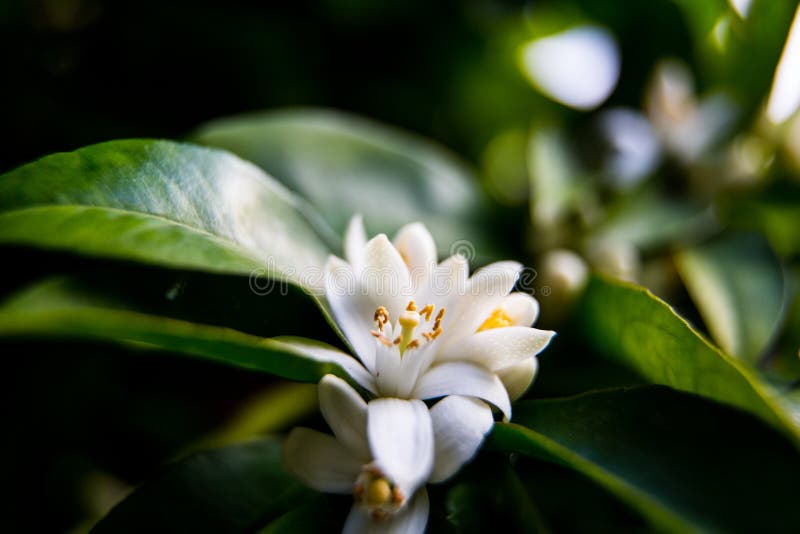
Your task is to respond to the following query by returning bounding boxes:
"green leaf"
[183,383,318,457]
[580,275,800,446]
[91,438,308,534]
[257,494,346,534]
[491,386,800,533]
[721,186,800,257]
[192,108,495,257]
[672,0,797,119]
[445,460,546,534]
[0,277,361,385]
[594,189,710,251]
[0,139,331,288]
[675,232,786,363]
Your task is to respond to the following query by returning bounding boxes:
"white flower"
[305,215,555,418]
[280,216,553,490]
[283,375,493,533]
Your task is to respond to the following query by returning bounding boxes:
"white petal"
[345,214,368,270]
[395,345,437,399]
[367,398,434,496]
[438,326,555,369]
[501,292,540,326]
[318,375,370,461]
[496,358,538,401]
[342,506,372,534]
[283,428,361,493]
[325,256,378,373]
[439,261,522,345]
[412,361,512,421]
[417,254,469,312]
[393,222,437,285]
[273,337,376,394]
[375,342,403,397]
[362,234,412,321]
[429,396,494,483]
[343,488,430,534]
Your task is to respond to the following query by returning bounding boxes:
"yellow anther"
[371,330,392,346]
[420,304,434,321]
[406,339,420,350]
[478,308,514,331]
[374,306,390,329]
[365,478,393,507]
[406,301,417,312]
[433,308,445,330]
[431,326,443,339]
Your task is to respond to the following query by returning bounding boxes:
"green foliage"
[193,109,497,257]
[491,386,800,533]
[0,277,354,385]
[90,438,313,534]
[675,232,786,363]
[0,140,331,286]
[580,275,800,446]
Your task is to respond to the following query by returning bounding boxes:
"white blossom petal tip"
[497,357,539,401]
[318,374,370,461]
[429,396,494,483]
[393,222,437,277]
[345,214,368,267]
[367,398,434,496]
[283,427,363,494]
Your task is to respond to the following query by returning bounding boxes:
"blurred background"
[2,0,800,532]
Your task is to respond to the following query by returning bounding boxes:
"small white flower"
[311,215,555,417]
[283,375,493,533]
[282,216,554,489]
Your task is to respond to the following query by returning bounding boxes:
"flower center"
[353,466,405,521]
[478,307,514,331]
[371,301,444,355]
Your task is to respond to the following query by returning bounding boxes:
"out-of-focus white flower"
[288,215,555,421]
[645,59,736,163]
[284,375,493,533]
[587,238,641,283]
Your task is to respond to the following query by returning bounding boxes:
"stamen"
[420,304,434,321]
[353,483,364,502]
[406,339,420,350]
[371,330,392,347]
[432,308,445,330]
[372,509,389,521]
[374,306,390,330]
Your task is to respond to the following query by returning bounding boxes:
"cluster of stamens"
[370,300,445,355]
[353,465,405,521]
